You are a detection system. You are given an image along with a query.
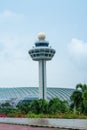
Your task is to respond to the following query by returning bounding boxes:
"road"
[0,124,67,130]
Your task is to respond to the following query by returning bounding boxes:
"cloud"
[68,38,87,71]
[68,38,87,59]
[0,33,35,87]
[0,34,29,62]
[0,8,36,87]
[0,10,25,33]
[0,10,16,17]
[0,10,27,61]
[0,10,24,19]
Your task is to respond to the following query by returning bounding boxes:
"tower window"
[45,54,48,56]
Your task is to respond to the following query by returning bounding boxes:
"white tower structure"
[29,33,55,100]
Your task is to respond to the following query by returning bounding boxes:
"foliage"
[27,113,87,119]
[70,90,82,109]
[76,83,87,92]
[16,101,30,114]
[1,102,11,108]
[70,83,87,115]
[27,112,45,118]
[82,90,87,100]
[30,99,48,114]
[48,98,68,114]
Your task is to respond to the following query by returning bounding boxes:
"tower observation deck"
[29,33,56,100]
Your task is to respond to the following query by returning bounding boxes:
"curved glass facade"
[0,87,74,106]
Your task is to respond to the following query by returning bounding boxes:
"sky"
[0,0,87,88]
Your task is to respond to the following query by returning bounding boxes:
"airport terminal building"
[0,87,74,106]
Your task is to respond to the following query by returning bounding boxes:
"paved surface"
[0,124,66,130]
[0,118,86,129]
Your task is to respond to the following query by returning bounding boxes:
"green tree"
[82,90,87,100]
[82,90,87,114]
[76,83,87,92]
[70,83,87,114]
[30,100,39,114]
[1,102,11,108]
[30,99,48,114]
[17,101,30,114]
[37,99,48,114]
[60,101,69,113]
[48,98,68,114]
[70,90,82,109]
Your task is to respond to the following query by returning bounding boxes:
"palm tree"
[70,83,87,114]
[82,90,87,114]
[76,83,87,92]
[70,90,82,111]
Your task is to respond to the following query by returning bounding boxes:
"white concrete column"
[39,60,46,100]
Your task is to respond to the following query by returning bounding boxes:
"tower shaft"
[39,60,46,100]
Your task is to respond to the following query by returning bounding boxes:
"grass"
[26,112,87,119]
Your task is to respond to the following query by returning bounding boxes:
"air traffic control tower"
[29,33,56,100]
